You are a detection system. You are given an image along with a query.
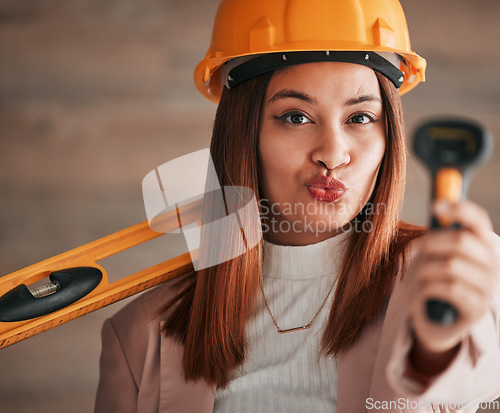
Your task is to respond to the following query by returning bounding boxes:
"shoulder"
[98,274,192,389]
[110,279,176,326]
[104,274,191,355]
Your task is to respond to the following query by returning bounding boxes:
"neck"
[263,215,344,246]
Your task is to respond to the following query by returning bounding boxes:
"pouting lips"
[305,176,348,202]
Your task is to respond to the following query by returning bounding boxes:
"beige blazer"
[95,241,500,413]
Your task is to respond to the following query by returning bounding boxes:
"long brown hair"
[162,69,423,387]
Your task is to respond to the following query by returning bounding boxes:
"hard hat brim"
[195,46,426,103]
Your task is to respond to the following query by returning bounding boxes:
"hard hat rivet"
[398,76,404,83]
[326,51,330,56]
[282,54,287,61]
[364,53,370,61]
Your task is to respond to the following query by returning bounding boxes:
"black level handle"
[425,206,461,324]
[0,267,102,322]
[425,212,460,324]
[426,299,458,325]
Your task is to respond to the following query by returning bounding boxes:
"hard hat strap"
[226,51,404,90]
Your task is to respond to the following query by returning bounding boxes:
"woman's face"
[258,62,386,245]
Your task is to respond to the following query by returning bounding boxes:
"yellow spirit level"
[0,200,201,350]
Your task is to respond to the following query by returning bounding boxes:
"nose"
[311,126,351,171]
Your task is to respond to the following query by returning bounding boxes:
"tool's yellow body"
[0,201,201,350]
[434,167,463,227]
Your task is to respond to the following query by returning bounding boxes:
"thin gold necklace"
[259,277,337,334]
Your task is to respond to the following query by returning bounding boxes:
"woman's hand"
[408,200,499,375]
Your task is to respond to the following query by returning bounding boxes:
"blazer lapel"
[159,325,216,413]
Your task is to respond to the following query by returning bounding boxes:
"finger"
[433,200,493,240]
[418,280,491,324]
[415,257,495,298]
[418,229,495,272]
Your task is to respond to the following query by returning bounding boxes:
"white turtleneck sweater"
[214,231,351,413]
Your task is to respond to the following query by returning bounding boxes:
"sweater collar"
[262,230,351,280]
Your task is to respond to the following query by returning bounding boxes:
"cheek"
[345,128,385,199]
[258,131,280,200]
[258,128,303,197]
[365,140,385,174]
[356,136,386,192]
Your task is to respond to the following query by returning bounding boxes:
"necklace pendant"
[278,324,310,334]
[260,276,337,335]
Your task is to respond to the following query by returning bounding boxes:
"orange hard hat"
[194,0,426,103]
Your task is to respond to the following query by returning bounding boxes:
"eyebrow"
[345,95,382,106]
[267,89,317,105]
[267,89,382,106]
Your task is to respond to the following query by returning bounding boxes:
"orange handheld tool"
[413,118,492,324]
[0,200,201,350]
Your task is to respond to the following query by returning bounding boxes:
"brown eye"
[348,113,378,124]
[274,111,311,125]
